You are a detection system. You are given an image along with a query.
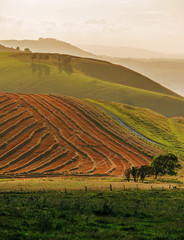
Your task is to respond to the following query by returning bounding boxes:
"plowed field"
[0,93,161,177]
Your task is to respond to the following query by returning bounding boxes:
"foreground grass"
[0,189,183,240]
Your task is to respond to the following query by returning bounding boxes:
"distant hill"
[0,52,184,117]
[78,44,168,59]
[107,58,184,97]
[0,44,20,52]
[0,38,95,58]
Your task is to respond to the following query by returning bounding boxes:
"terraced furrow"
[43,95,149,169]
[27,149,69,173]
[0,121,38,150]
[8,138,59,173]
[47,96,129,164]
[20,94,95,164]
[0,101,15,111]
[0,107,18,120]
[0,115,33,139]
[44,154,79,173]
[1,132,50,173]
[0,126,46,163]
[0,94,6,99]
[64,96,151,163]
[40,95,121,160]
[0,93,159,176]
[0,111,25,128]
[0,97,10,104]
[52,95,148,166]
[35,95,114,173]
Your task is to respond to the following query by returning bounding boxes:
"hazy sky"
[0,0,184,54]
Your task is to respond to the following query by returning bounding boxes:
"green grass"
[1,177,182,192]
[0,189,184,240]
[87,99,184,157]
[0,52,184,117]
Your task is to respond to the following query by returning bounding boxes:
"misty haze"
[0,1,184,240]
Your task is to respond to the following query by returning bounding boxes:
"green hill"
[87,99,184,158]
[0,51,184,117]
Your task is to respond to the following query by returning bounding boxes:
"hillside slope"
[88,99,184,158]
[0,52,184,117]
[17,52,179,97]
[108,58,184,97]
[0,93,160,177]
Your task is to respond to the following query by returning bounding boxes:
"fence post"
[123,184,125,190]
[65,187,67,193]
[110,184,112,191]
[85,186,87,192]
[136,185,139,190]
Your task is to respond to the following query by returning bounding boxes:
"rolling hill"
[88,99,184,158]
[0,44,20,52]
[0,38,95,58]
[0,51,184,117]
[0,93,161,178]
[78,44,168,59]
[108,58,184,97]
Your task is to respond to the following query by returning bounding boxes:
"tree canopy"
[151,153,181,179]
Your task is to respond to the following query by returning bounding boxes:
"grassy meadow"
[88,99,184,158]
[0,187,183,240]
[0,177,183,192]
[0,52,184,117]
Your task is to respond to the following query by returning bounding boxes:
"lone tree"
[151,153,181,179]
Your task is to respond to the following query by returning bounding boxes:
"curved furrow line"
[0,107,18,120]
[0,94,6,99]
[30,95,74,133]
[0,126,46,163]
[1,132,50,173]
[0,121,38,150]
[0,101,16,111]
[0,111,25,128]
[27,149,69,173]
[0,97,10,104]
[47,95,130,167]
[34,95,115,172]
[40,95,125,161]
[51,95,147,165]
[9,139,59,173]
[19,94,96,168]
[44,154,79,173]
[0,115,33,139]
[108,157,130,176]
[50,98,134,171]
[62,96,150,164]
[35,151,77,173]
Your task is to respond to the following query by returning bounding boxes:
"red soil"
[0,93,160,177]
